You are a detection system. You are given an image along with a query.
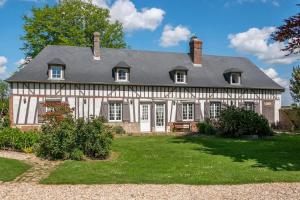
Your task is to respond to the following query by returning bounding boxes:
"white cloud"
[225,0,279,7]
[160,25,191,47]
[86,0,165,32]
[82,0,109,8]
[15,58,26,67]
[0,0,6,7]
[261,67,289,88]
[0,56,7,75]
[229,27,300,64]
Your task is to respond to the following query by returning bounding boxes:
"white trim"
[175,71,187,84]
[115,68,129,82]
[108,102,122,122]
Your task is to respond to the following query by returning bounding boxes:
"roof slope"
[7,45,284,90]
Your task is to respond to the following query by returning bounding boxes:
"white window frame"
[49,65,64,80]
[210,102,221,119]
[244,102,255,111]
[230,73,241,85]
[108,102,122,122]
[116,68,129,82]
[182,103,194,121]
[175,71,186,84]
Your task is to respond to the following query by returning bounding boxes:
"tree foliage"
[21,0,127,58]
[0,81,9,129]
[290,66,300,103]
[272,4,300,55]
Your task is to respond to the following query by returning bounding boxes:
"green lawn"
[0,157,31,182]
[42,134,300,185]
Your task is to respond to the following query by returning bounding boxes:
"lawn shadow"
[173,134,300,171]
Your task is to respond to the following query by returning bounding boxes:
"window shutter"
[37,102,46,123]
[122,102,130,122]
[151,103,155,128]
[176,103,182,122]
[238,102,244,108]
[194,103,202,121]
[255,102,260,114]
[100,102,108,120]
[221,102,228,110]
[204,102,210,119]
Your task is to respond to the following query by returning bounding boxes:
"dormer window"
[116,68,129,82]
[170,66,189,84]
[176,71,186,84]
[50,66,63,79]
[113,61,131,82]
[230,73,241,85]
[224,68,243,85]
[47,58,65,80]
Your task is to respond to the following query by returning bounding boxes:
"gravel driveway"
[0,183,300,200]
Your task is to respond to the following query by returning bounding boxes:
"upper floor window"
[50,66,63,79]
[116,68,129,81]
[175,71,186,84]
[230,73,241,85]
[182,103,194,121]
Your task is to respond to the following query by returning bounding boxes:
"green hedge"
[0,128,39,152]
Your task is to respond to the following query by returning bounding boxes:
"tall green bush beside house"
[36,102,113,160]
[218,106,273,138]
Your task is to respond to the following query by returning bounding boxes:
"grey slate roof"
[7,45,284,91]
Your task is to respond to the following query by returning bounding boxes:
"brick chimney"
[189,36,203,66]
[93,32,101,60]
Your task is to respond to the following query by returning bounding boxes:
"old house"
[6,33,284,132]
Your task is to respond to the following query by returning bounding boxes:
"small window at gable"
[49,65,64,80]
[116,68,129,82]
[230,73,241,85]
[175,71,186,84]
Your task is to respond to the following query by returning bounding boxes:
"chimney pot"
[189,36,203,66]
[93,32,101,60]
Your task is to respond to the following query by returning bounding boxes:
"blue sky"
[0,0,299,105]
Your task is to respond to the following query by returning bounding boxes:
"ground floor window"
[109,102,122,122]
[182,103,194,121]
[244,102,255,111]
[210,102,221,119]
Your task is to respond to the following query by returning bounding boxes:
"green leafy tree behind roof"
[21,0,127,58]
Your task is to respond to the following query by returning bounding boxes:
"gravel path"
[0,182,300,200]
[0,150,61,183]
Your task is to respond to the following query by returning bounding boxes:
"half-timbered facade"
[7,33,284,132]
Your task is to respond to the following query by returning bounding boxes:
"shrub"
[70,148,84,161]
[36,116,77,160]
[112,125,125,135]
[76,117,113,159]
[0,128,39,152]
[197,122,217,135]
[218,106,273,138]
[36,102,113,160]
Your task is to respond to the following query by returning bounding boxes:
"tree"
[0,81,9,129]
[21,0,126,58]
[272,4,300,55]
[290,66,300,103]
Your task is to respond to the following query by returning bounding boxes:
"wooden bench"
[173,122,191,132]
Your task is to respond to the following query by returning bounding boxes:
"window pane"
[176,71,185,83]
[51,66,62,79]
[231,73,240,84]
[245,102,254,111]
[182,103,194,120]
[109,103,122,121]
[118,69,127,80]
[210,102,221,119]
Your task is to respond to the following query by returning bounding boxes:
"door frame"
[139,103,151,133]
[155,103,166,132]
